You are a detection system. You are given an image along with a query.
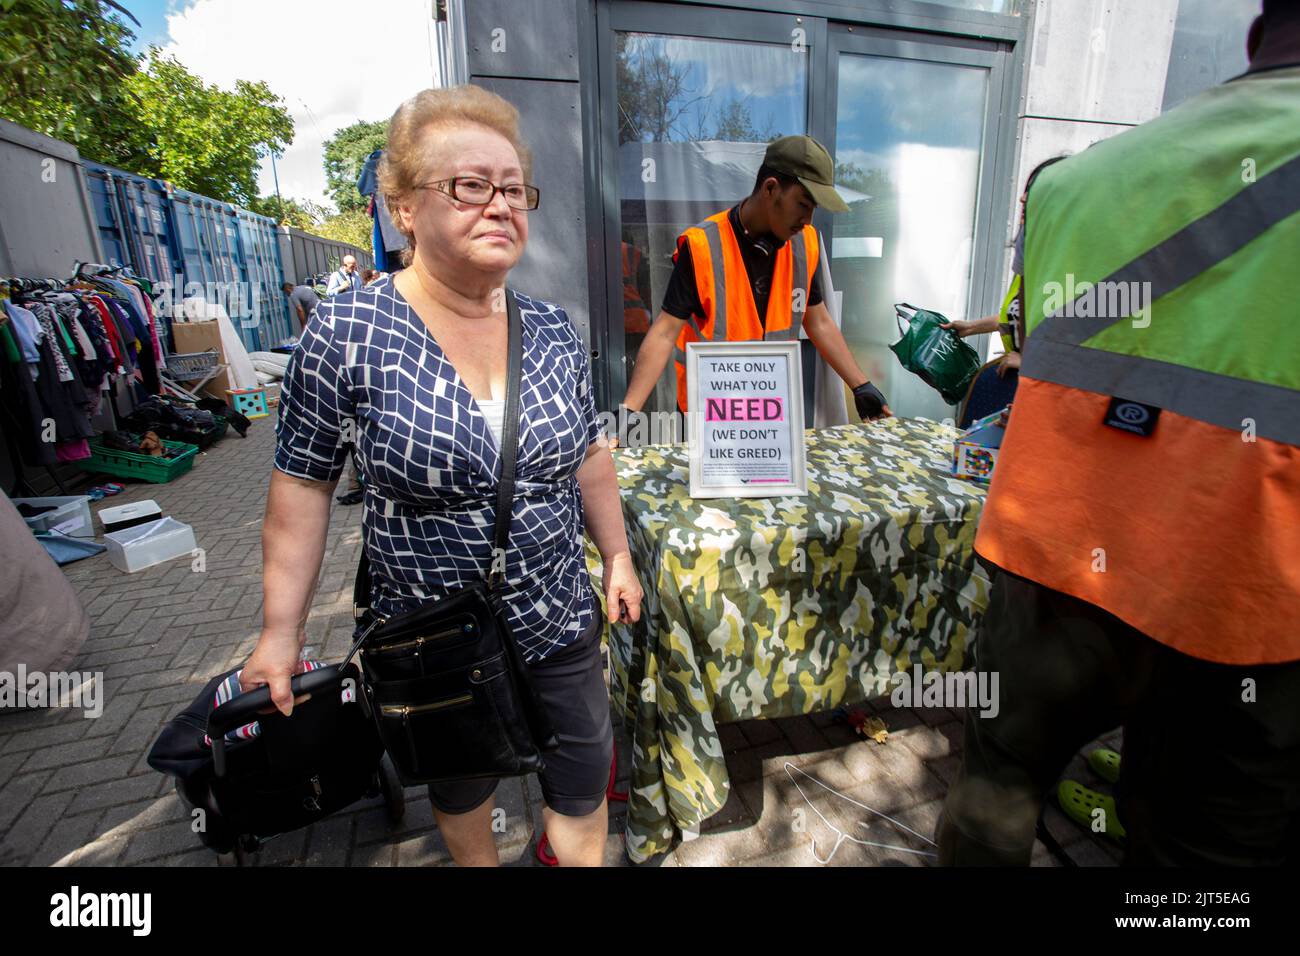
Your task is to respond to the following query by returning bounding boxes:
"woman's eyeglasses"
[420,177,540,211]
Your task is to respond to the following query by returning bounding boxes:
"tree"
[706,97,777,143]
[616,33,703,144]
[248,195,327,231]
[312,208,373,251]
[125,50,294,205]
[323,120,387,214]
[835,161,892,199]
[0,0,141,149]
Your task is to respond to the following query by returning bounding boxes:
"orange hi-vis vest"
[672,211,819,413]
[622,243,651,334]
[976,66,1300,666]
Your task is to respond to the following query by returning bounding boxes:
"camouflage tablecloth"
[584,417,991,862]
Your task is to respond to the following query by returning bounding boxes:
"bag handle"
[352,287,524,619]
[894,302,919,335]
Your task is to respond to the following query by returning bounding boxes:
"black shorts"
[426,608,613,817]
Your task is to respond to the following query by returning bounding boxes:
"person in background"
[361,268,380,286]
[937,0,1300,866]
[619,135,891,433]
[940,156,1068,378]
[326,255,361,296]
[282,281,320,334]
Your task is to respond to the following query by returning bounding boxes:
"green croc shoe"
[1057,780,1127,843]
[1087,747,1121,784]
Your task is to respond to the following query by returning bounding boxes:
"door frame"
[586,0,1029,414]
[592,1,828,406]
[822,24,1018,351]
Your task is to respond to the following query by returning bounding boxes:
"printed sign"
[687,341,807,498]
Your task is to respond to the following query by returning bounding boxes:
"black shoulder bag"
[343,289,559,784]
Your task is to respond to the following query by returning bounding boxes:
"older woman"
[241,85,643,867]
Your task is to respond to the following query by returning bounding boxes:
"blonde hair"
[379,85,533,265]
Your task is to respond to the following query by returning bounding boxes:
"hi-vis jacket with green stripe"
[976,64,1300,666]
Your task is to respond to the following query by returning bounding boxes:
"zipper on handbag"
[374,622,474,657]
[380,694,472,718]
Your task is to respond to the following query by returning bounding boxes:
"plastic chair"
[957,359,1019,429]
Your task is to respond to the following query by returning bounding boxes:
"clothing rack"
[1,264,167,494]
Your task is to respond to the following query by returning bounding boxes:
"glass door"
[826,28,1009,421]
[596,3,816,421]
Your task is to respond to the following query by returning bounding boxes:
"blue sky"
[117,0,177,52]
[104,1,437,207]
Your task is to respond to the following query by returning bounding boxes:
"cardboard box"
[170,320,231,400]
[952,407,1009,483]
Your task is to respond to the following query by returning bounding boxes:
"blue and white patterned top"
[274,276,602,662]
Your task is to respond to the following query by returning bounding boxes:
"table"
[584,417,991,862]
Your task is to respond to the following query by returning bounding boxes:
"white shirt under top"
[477,398,505,448]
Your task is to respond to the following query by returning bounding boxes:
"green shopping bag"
[890,302,984,406]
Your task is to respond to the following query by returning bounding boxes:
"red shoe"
[536,749,626,864]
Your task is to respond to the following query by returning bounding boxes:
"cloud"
[158,0,437,208]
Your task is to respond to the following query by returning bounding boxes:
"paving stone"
[97,793,186,836]
[94,598,140,629]
[254,829,308,866]
[350,842,396,866]
[29,809,105,867]
[2,790,75,861]
[727,741,789,785]
[42,755,139,793]
[0,769,53,830]
[895,723,954,761]
[1040,800,1090,849]
[0,719,89,754]
[395,831,453,867]
[738,718,783,747]
[773,715,832,755]
[122,822,200,864]
[152,847,217,867]
[61,834,129,867]
[304,816,354,866]
[699,783,755,833]
[913,705,958,728]
[121,666,196,694]
[65,772,163,817]
[19,737,119,772]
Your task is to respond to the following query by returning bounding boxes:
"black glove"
[853,381,889,420]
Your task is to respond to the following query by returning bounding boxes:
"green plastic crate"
[77,437,199,484]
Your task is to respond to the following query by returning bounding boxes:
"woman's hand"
[940,314,999,338]
[239,628,304,717]
[602,551,644,625]
[996,350,1021,377]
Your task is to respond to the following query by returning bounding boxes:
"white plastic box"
[13,496,94,538]
[104,517,197,573]
[98,499,163,534]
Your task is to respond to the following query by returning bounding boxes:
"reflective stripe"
[768,231,807,342]
[699,218,727,342]
[673,346,689,366]
[1037,151,1300,345]
[1023,151,1300,444]
[1022,337,1300,446]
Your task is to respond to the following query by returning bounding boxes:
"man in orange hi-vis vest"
[619,135,891,430]
[938,0,1300,866]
